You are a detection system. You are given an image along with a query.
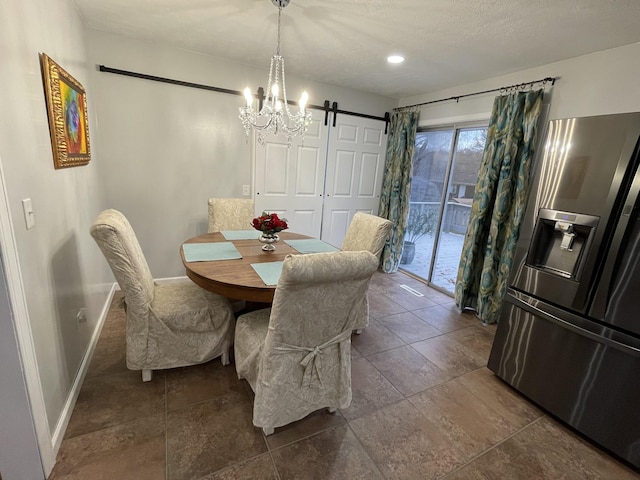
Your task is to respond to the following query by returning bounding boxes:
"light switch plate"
[22,198,35,229]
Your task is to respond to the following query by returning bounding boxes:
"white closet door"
[254,111,328,238]
[321,115,388,247]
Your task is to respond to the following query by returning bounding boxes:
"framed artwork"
[40,53,91,169]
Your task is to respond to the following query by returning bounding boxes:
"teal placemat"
[221,230,262,240]
[251,261,283,286]
[182,242,242,262]
[284,239,339,254]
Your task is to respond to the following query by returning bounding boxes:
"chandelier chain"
[276,7,282,56]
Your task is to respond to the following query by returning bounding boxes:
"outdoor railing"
[408,200,471,235]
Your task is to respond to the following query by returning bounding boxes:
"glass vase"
[259,233,279,252]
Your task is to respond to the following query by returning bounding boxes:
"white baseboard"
[154,275,189,284]
[111,275,189,290]
[50,282,117,455]
[49,275,188,452]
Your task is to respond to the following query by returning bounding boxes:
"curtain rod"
[395,76,557,111]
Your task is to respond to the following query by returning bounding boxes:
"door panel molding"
[254,112,388,246]
[254,112,328,239]
[322,115,387,246]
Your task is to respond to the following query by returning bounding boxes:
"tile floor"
[48,271,639,480]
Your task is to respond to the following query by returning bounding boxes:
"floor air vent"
[399,284,424,297]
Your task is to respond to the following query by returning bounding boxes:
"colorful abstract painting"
[41,53,91,168]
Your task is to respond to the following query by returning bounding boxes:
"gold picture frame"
[40,53,91,169]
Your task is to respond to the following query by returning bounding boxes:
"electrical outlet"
[76,308,87,324]
[242,185,250,196]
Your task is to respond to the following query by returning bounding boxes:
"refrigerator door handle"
[589,170,640,320]
[508,291,640,358]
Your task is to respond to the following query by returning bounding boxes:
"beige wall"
[399,43,640,124]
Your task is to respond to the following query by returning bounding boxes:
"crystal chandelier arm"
[279,57,293,117]
[265,56,276,108]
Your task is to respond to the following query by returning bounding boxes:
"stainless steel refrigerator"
[488,112,640,469]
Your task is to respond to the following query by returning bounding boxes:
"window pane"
[431,127,486,292]
[400,130,453,277]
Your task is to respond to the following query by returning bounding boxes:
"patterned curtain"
[378,110,418,273]
[455,89,544,324]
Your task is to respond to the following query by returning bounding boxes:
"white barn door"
[254,111,388,245]
[320,114,387,247]
[254,111,329,238]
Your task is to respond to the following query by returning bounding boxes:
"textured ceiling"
[73,0,640,98]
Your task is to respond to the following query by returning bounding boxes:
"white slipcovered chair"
[207,197,256,312]
[341,212,393,332]
[208,197,255,232]
[342,212,393,258]
[90,209,235,382]
[234,250,378,436]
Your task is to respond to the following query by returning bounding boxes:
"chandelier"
[239,0,311,145]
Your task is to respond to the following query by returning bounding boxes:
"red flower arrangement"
[251,211,288,236]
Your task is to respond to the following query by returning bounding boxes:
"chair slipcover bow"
[235,250,378,431]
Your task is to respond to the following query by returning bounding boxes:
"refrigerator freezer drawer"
[488,295,640,469]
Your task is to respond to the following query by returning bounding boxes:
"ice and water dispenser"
[526,209,599,280]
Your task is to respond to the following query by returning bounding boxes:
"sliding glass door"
[400,125,487,294]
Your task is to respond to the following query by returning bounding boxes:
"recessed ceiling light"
[387,55,405,64]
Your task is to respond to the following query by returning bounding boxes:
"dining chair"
[342,212,393,258]
[207,197,257,312]
[90,209,235,382]
[234,250,378,436]
[208,197,255,232]
[341,212,393,333]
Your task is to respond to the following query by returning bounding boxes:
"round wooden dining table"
[181,231,310,303]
